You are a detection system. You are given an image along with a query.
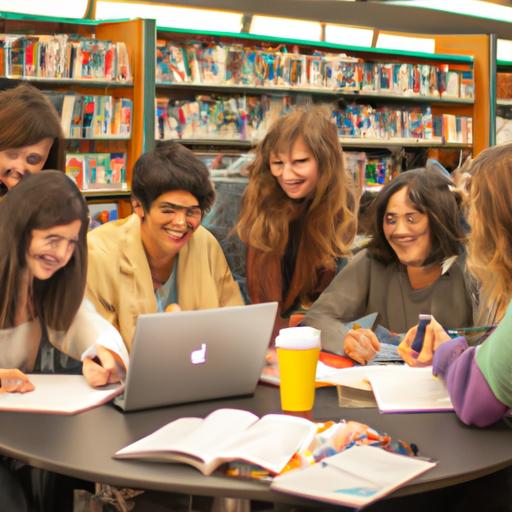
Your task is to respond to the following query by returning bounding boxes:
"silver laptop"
[115,302,278,412]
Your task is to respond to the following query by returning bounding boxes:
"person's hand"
[0,369,35,393]
[165,303,181,313]
[82,345,126,387]
[343,328,380,365]
[398,316,451,366]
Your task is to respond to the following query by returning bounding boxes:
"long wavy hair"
[0,171,89,331]
[466,143,512,322]
[237,104,358,311]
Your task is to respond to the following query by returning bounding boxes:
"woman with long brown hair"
[237,104,357,325]
[304,167,474,364]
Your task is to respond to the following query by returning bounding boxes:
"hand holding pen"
[82,345,126,387]
[398,315,451,367]
[344,323,380,365]
[0,368,35,394]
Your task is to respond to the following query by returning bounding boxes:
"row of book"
[65,152,128,191]
[345,152,397,192]
[2,34,131,81]
[334,103,473,144]
[155,95,472,144]
[45,92,132,139]
[156,94,296,142]
[156,40,474,99]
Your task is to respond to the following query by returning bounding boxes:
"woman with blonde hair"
[399,143,512,427]
[237,104,357,321]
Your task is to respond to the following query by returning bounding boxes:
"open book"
[324,365,453,413]
[0,374,123,415]
[115,408,317,476]
[272,445,436,509]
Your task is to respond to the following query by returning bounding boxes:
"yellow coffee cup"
[275,327,321,413]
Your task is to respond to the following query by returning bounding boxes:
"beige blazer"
[87,214,243,350]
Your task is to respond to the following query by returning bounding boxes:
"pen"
[447,325,496,336]
[411,314,432,353]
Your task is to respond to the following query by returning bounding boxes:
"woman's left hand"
[82,345,126,387]
[398,316,451,366]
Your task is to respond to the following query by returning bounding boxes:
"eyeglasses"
[161,202,203,222]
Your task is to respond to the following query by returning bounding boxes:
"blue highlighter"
[411,314,432,353]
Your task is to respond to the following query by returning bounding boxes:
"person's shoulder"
[191,225,221,248]
[88,215,137,252]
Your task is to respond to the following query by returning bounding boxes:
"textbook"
[0,374,123,415]
[272,445,436,509]
[114,408,318,476]
[324,365,453,413]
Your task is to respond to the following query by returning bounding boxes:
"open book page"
[322,365,453,412]
[218,414,317,475]
[115,409,258,470]
[0,374,122,415]
[368,366,453,413]
[271,445,436,508]
[115,409,317,476]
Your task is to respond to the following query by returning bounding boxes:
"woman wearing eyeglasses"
[86,141,243,350]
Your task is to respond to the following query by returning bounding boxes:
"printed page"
[115,409,258,466]
[218,414,317,475]
[0,374,122,415]
[272,445,436,508]
[368,366,453,413]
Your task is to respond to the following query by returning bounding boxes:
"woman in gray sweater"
[303,167,475,364]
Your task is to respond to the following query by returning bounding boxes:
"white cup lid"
[275,326,321,349]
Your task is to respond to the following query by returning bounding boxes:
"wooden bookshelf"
[0,13,155,219]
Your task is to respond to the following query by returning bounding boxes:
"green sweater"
[303,249,475,354]
[476,300,512,407]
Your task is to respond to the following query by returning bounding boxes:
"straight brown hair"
[0,171,89,331]
[0,84,65,195]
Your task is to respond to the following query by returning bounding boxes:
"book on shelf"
[271,445,436,509]
[43,92,132,139]
[155,39,473,100]
[114,408,318,476]
[1,33,131,81]
[88,202,119,229]
[66,152,127,191]
[0,374,123,415]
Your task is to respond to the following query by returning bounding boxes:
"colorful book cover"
[65,153,85,190]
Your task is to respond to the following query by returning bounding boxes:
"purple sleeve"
[433,338,508,427]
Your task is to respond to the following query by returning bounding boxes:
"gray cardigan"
[303,249,474,354]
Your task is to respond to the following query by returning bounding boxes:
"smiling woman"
[0,84,65,195]
[237,104,358,333]
[303,167,476,364]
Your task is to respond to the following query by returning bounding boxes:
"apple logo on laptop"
[191,343,207,365]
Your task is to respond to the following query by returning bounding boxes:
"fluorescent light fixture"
[325,24,374,47]
[250,15,321,41]
[376,33,435,54]
[96,1,242,32]
[388,0,512,23]
[498,39,512,62]
[0,0,89,18]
